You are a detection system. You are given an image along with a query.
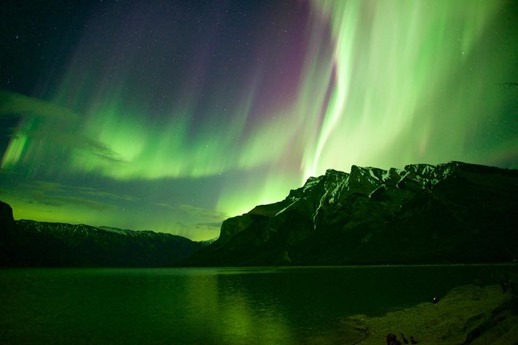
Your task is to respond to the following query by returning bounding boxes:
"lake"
[0,265,510,345]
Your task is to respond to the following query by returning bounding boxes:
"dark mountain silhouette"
[2,161,517,267]
[0,200,16,264]
[0,202,202,267]
[188,161,518,266]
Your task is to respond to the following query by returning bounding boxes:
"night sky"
[1,0,517,240]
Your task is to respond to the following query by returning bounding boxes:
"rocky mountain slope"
[189,161,518,266]
[0,201,202,267]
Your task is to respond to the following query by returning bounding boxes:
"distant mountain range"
[0,201,202,267]
[188,161,518,266]
[1,161,517,267]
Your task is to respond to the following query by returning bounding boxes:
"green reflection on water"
[0,266,510,345]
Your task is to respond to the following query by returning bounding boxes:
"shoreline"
[328,284,517,345]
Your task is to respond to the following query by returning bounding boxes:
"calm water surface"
[0,265,509,344]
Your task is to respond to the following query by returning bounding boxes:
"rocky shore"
[333,284,517,345]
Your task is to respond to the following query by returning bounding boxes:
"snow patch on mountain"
[269,161,468,231]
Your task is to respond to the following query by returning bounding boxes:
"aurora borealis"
[1,0,517,240]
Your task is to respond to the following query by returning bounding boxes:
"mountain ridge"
[0,206,202,267]
[1,161,517,267]
[188,161,518,266]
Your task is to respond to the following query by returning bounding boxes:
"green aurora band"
[1,0,517,240]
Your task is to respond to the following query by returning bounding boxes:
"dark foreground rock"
[189,161,518,266]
